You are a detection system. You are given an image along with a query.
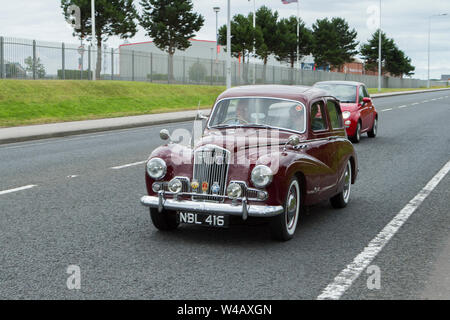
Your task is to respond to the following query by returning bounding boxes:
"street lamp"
[428,13,448,88]
[378,0,381,92]
[91,0,96,81]
[213,7,220,61]
[249,0,256,85]
[226,0,231,89]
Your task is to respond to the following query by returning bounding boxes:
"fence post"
[210,58,213,86]
[111,48,114,80]
[88,46,91,80]
[0,37,4,79]
[132,51,135,81]
[62,42,65,80]
[183,56,186,84]
[32,40,36,80]
[273,65,275,84]
[168,54,170,84]
[150,53,153,82]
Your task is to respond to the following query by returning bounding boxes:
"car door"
[325,98,349,196]
[307,98,337,201]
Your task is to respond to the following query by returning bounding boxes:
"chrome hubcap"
[286,182,299,232]
[343,162,351,203]
[373,119,377,135]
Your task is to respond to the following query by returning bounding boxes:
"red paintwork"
[145,85,358,207]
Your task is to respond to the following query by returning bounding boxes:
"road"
[0,90,449,299]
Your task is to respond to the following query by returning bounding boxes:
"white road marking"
[380,108,393,112]
[0,185,37,196]
[317,159,450,300]
[411,102,420,105]
[110,161,146,170]
[67,175,79,179]
[422,100,430,103]
[398,105,408,109]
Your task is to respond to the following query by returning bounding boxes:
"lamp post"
[213,7,220,61]
[91,0,96,81]
[226,0,231,88]
[428,13,448,88]
[250,0,256,85]
[377,0,381,92]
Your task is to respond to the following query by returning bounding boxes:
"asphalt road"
[0,90,449,299]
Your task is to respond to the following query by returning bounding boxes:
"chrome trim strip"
[141,196,283,218]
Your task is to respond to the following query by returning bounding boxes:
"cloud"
[0,0,448,79]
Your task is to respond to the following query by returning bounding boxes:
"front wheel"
[270,178,301,241]
[368,117,378,138]
[350,121,361,143]
[150,208,179,231]
[330,160,352,209]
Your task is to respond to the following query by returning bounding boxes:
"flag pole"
[296,0,300,70]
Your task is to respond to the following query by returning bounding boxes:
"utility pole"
[378,0,381,92]
[428,13,448,88]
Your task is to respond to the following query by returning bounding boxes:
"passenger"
[289,104,305,131]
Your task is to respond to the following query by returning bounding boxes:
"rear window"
[326,100,343,129]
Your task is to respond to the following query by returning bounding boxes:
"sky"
[0,0,449,80]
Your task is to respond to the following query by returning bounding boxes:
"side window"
[362,86,370,98]
[326,100,343,129]
[358,86,364,104]
[310,101,328,132]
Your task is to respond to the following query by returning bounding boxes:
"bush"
[58,69,92,80]
[189,62,207,83]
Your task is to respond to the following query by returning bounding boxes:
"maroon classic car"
[141,85,358,241]
[314,81,378,143]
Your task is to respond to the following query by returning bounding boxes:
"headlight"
[251,165,273,188]
[227,183,242,198]
[168,178,183,193]
[342,111,351,120]
[146,158,167,180]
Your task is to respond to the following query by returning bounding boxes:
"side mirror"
[362,97,371,105]
[197,111,208,120]
[288,135,301,146]
[284,135,301,151]
[160,129,171,141]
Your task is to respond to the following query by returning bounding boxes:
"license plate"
[178,212,229,228]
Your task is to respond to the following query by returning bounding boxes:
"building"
[441,74,450,81]
[331,58,364,75]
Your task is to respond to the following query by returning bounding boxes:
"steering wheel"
[222,117,249,125]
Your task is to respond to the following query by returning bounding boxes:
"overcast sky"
[1,0,449,79]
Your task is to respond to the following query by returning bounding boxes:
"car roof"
[314,81,364,87]
[216,85,330,104]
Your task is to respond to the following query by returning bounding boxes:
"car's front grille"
[193,145,230,201]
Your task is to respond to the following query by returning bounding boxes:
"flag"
[282,0,298,4]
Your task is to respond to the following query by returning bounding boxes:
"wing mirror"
[197,111,208,120]
[160,129,171,141]
[362,97,372,105]
[284,135,301,151]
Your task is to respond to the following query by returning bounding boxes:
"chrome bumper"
[140,192,283,220]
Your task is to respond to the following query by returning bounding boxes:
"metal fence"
[0,36,445,88]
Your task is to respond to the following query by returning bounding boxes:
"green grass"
[0,80,447,127]
[367,86,448,94]
[0,80,225,127]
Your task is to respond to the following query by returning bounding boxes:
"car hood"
[340,103,359,112]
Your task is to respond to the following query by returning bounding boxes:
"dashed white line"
[0,185,37,196]
[411,102,420,105]
[110,161,147,170]
[398,105,408,109]
[317,159,450,300]
[380,108,393,112]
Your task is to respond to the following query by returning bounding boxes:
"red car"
[314,81,378,143]
[140,85,358,241]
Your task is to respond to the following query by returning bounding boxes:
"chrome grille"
[193,145,230,201]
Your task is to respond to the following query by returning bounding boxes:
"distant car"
[140,85,358,241]
[313,81,378,143]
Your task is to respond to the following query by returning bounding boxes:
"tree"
[139,0,204,81]
[218,14,263,83]
[254,6,279,82]
[274,16,312,69]
[61,0,137,79]
[311,17,358,69]
[360,30,415,77]
[24,56,46,78]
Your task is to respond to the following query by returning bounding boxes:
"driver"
[289,104,305,131]
[235,99,250,123]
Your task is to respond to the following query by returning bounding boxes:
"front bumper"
[140,191,284,220]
